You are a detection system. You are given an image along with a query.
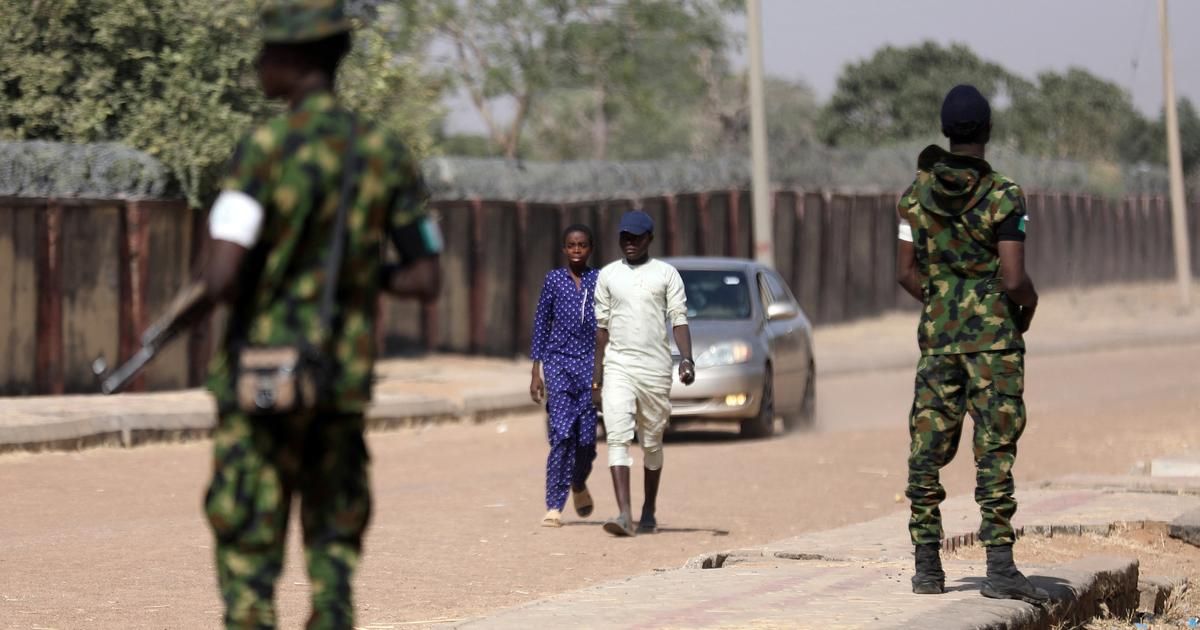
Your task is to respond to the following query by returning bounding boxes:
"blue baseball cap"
[618,209,654,235]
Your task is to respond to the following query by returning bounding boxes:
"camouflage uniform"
[900,145,1029,548]
[203,3,436,627]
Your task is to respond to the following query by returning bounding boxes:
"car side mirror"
[766,302,799,321]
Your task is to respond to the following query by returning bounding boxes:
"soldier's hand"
[1018,304,1037,333]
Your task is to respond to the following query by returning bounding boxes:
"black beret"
[940,84,991,137]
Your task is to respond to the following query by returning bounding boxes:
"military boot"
[911,543,945,594]
[980,544,1050,604]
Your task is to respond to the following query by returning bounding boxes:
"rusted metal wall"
[395,191,1195,358]
[1,190,1195,394]
[0,197,194,395]
[0,201,39,394]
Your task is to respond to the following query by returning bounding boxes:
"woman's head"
[562,224,594,266]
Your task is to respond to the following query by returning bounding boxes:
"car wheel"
[784,358,816,433]
[740,367,775,439]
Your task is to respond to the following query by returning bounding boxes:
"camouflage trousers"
[205,410,372,630]
[906,350,1026,547]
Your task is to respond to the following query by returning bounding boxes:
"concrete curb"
[0,390,541,453]
[461,486,1198,629]
[1169,507,1200,547]
[1139,575,1187,616]
[902,556,1139,630]
[1040,474,1200,496]
[0,403,217,452]
[672,552,1145,630]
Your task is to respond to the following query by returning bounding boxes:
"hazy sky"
[443,0,1199,132]
[741,0,1199,115]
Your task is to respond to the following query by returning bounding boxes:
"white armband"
[209,190,265,248]
[897,218,913,242]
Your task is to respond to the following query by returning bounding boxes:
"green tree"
[1121,98,1200,176]
[818,41,1028,147]
[1,0,440,206]
[1007,68,1144,162]
[427,0,566,159]
[429,0,741,161]
[550,0,739,160]
[696,74,820,160]
[1172,98,1200,176]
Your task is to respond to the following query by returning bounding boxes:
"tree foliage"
[428,0,742,161]
[819,40,1198,178]
[1121,98,1200,176]
[1,0,441,206]
[698,74,821,163]
[818,41,1028,148]
[1007,68,1141,161]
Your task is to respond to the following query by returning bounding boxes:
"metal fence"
[2,189,1196,395]
[397,191,1198,359]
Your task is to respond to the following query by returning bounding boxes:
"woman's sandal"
[541,509,563,528]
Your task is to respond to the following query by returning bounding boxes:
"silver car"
[664,257,816,438]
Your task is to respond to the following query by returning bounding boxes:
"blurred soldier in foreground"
[112,1,442,626]
[895,85,1045,603]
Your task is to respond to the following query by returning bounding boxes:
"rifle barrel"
[100,346,156,395]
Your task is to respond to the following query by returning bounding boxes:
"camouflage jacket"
[207,90,429,413]
[898,145,1026,356]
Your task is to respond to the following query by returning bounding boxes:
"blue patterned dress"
[531,267,600,511]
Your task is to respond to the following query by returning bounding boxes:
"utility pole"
[747,0,773,266]
[1160,0,1193,309]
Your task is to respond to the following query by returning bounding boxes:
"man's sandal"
[541,509,563,528]
[603,514,636,537]
[572,488,594,518]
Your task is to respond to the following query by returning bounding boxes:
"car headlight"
[694,341,752,368]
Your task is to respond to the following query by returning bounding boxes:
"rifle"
[92,283,209,394]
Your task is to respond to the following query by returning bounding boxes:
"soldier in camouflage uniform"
[197,1,442,627]
[895,85,1046,603]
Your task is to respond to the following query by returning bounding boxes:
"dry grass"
[942,523,1200,629]
[1085,578,1200,629]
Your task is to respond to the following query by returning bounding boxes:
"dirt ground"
[2,334,1199,629]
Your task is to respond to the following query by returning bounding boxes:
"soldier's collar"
[291,89,337,113]
[916,144,993,175]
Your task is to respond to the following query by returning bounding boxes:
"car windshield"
[679,269,752,320]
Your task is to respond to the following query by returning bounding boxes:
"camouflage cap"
[260,0,352,44]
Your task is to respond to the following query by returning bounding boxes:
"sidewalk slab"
[1152,455,1200,478]
[460,483,1200,629]
[0,355,538,452]
[1139,575,1187,614]
[1170,508,1200,548]
[1043,473,1200,496]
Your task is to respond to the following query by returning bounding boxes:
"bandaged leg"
[636,386,672,472]
[602,375,638,468]
[642,445,663,471]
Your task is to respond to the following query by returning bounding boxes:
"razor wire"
[0,140,1169,204]
[0,141,173,200]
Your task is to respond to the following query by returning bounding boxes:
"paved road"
[2,342,1199,629]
